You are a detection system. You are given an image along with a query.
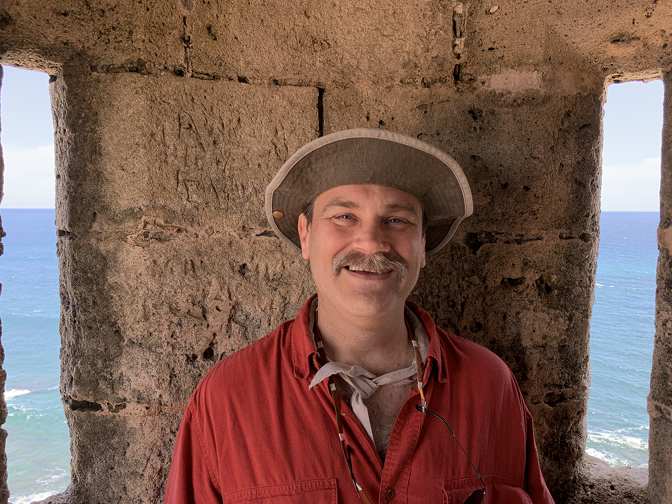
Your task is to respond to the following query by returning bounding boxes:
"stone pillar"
[50,61,318,503]
[650,71,672,503]
[0,64,10,504]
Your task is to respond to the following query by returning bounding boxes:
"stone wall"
[651,69,672,503]
[0,0,670,503]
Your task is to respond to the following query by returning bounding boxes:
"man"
[164,129,554,503]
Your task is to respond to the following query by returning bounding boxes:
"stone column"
[50,60,318,503]
[650,71,672,503]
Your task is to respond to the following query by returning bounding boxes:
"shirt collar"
[291,295,448,384]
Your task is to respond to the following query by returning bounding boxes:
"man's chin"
[340,289,407,315]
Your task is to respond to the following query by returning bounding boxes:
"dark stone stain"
[68,399,103,412]
[535,276,552,294]
[0,11,14,29]
[544,391,567,407]
[501,277,526,287]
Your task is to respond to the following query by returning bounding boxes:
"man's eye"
[388,218,404,224]
[337,214,352,220]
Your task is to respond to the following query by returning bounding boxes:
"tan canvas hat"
[265,128,473,255]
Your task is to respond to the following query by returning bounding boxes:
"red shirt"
[165,296,554,504]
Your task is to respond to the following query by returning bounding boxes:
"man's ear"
[298,213,311,260]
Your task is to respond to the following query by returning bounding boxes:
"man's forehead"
[315,184,423,213]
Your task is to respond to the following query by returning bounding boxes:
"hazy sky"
[0,66,665,210]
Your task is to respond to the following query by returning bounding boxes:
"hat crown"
[265,128,473,254]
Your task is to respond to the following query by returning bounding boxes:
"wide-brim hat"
[265,128,473,254]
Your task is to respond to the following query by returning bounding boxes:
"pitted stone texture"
[59,230,313,408]
[51,66,318,234]
[324,84,603,237]
[0,0,671,83]
[568,456,648,503]
[650,70,672,504]
[54,410,184,504]
[188,0,457,86]
[463,0,672,83]
[0,0,184,74]
[324,84,600,500]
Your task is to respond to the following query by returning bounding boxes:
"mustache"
[332,250,408,281]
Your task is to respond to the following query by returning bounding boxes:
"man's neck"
[315,297,414,376]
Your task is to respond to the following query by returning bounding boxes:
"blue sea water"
[0,209,658,500]
[0,209,70,503]
[586,211,657,467]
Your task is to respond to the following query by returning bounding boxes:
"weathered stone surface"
[568,455,648,503]
[650,69,672,504]
[2,0,669,83]
[0,0,184,74]
[59,231,313,407]
[51,65,319,234]
[464,0,672,83]
[188,0,457,86]
[64,411,182,504]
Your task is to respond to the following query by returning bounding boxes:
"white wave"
[585,448,632,467]
[36,467,69,486]
[10,491,58,504]
[586,447,648,468]
[587,430,649,451]
[5,389,31,400]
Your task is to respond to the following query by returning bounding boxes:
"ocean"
[1,209,69,503]
[586,211,656,467]
[0,209,657,501]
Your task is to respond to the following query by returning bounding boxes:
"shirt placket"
[375,359,436,504]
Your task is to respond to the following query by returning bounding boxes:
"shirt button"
[385,488,395,500]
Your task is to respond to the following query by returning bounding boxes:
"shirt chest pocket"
[226,478,337,504]
[442,476,532,504]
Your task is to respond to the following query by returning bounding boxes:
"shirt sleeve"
[164,400,223,504]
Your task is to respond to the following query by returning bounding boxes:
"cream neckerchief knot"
[308,303,429,444]
[309,361,418,442]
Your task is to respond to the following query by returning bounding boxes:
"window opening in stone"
[588,79,664,467]
[0,65,70,502]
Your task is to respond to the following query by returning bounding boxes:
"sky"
[0,65,666,210]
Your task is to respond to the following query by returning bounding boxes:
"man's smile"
[333,249,408,281]
[345,265,394,274]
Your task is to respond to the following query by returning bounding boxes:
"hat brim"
[265,128,473,254]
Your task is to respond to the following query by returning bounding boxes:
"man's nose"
[352,222,390,254]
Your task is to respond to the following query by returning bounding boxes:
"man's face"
[298,184,426,320]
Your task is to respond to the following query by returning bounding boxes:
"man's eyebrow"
[320,199,359,215]
[383,203,421,216]
[319,199,421,217]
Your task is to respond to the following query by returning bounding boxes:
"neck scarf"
[308,300,429,444]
